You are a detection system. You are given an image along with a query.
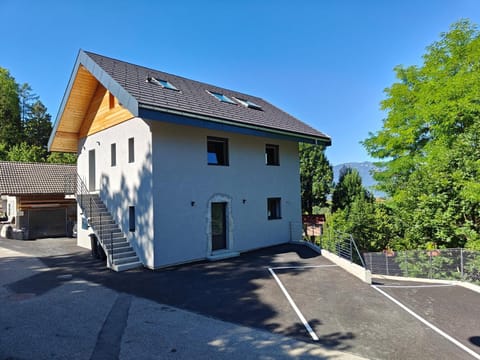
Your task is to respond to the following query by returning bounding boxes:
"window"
[267,198,281,220]
[146,76,178,91]
[265,144,279,166]
[129,206,135,232]
[128,138,134,163]
[207,137,229,166]
[234,97,262,110]
[208,90,236,104]
[111,143,116,167]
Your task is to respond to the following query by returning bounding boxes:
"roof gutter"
[138,103,331,146]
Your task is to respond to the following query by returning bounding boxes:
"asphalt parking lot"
[1,237,479,359]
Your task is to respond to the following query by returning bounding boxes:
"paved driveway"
[1,237,479,359]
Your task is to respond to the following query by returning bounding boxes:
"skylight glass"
[234,97,262,110]
[208,91,236,104]
[146,76,178,91]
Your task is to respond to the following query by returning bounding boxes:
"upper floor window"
[111,143,116,167]
[207,90,236,104]
[265,144,280,166]
[128,137,135,163]
[207,137,229,166]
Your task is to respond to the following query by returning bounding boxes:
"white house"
[48,50,331,271]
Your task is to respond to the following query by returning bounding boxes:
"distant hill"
[333,162,386,198]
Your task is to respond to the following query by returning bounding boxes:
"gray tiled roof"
[0,161,76,195]
[84,51,330,143]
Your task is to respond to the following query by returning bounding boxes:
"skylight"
[234,97,262,110]
[208,91,237,104]
[146,76,179,91]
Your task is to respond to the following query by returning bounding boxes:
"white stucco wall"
[76,118,155,268]
[149,120,302,268]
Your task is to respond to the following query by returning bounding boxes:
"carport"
[0,161,77,240]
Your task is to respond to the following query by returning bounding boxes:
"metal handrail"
[65,173,114,265]
[320,230,366,268]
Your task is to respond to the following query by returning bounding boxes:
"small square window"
[208,91,236,104]
[265,144,279,166]
[234,97,262,110]
[111,143,116,167]
[207,137,229,166]
[267,198,281,220]
[129,206,135,232]
[128,138,134,163]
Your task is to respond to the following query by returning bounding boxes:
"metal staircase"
[67,174,142,272]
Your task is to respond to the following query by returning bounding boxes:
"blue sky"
[2,0,480,165]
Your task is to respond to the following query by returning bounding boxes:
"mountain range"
[333,162,385,198]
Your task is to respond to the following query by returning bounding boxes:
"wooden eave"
[48,50,139,153]
[49,66,98,152]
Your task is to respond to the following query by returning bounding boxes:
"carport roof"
[0,161,76,195]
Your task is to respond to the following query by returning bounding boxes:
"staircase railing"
[65,173,114,266]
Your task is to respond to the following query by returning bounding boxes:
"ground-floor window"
[267,197,281,220]
[129,206,135,232]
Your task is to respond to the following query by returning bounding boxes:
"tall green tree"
[331,167,372,212]
[24,100,52,150]
[18,83,39,124]
[363,20,480,249]
[0,67,22,152]
[299,143,333,214]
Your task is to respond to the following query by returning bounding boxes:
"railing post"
[349,236,353,263]
[460,248,464,279]
[386,252,389,276]
[429,252,433,279]
[404,250,408,277]
[111,231,113,265]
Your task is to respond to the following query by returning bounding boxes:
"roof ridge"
[0,160,75,167]
[83,50,265,101]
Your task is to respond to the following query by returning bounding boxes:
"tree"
[299,143,333,214]
[7,142,46,162]
[24,100,52,150]
[331,167,373,212]
[363,20,480,249]
[0,67,22,152]
[47,152,77,164]
[18,83,39,124]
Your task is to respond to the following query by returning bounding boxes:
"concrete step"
[113,251,137,260]
[112,261,143,272]
[105,240,130,249]
[89,218,115,225]
[114,256,140,265]
[107,245,133,254]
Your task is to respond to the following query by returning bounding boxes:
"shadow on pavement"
[4,242,356,351]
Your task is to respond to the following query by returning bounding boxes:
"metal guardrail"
[364,248,480,283]
[65,173,114,266]
[319,230,366,268]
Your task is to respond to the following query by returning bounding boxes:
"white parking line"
[374,284,455,289]
[270,264,339,270]
[372,285,480,360]
[268,267,319,341]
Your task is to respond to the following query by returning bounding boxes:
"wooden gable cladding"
[78,84,134,138]
[50,64,135,152]
[49,65,98,152]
